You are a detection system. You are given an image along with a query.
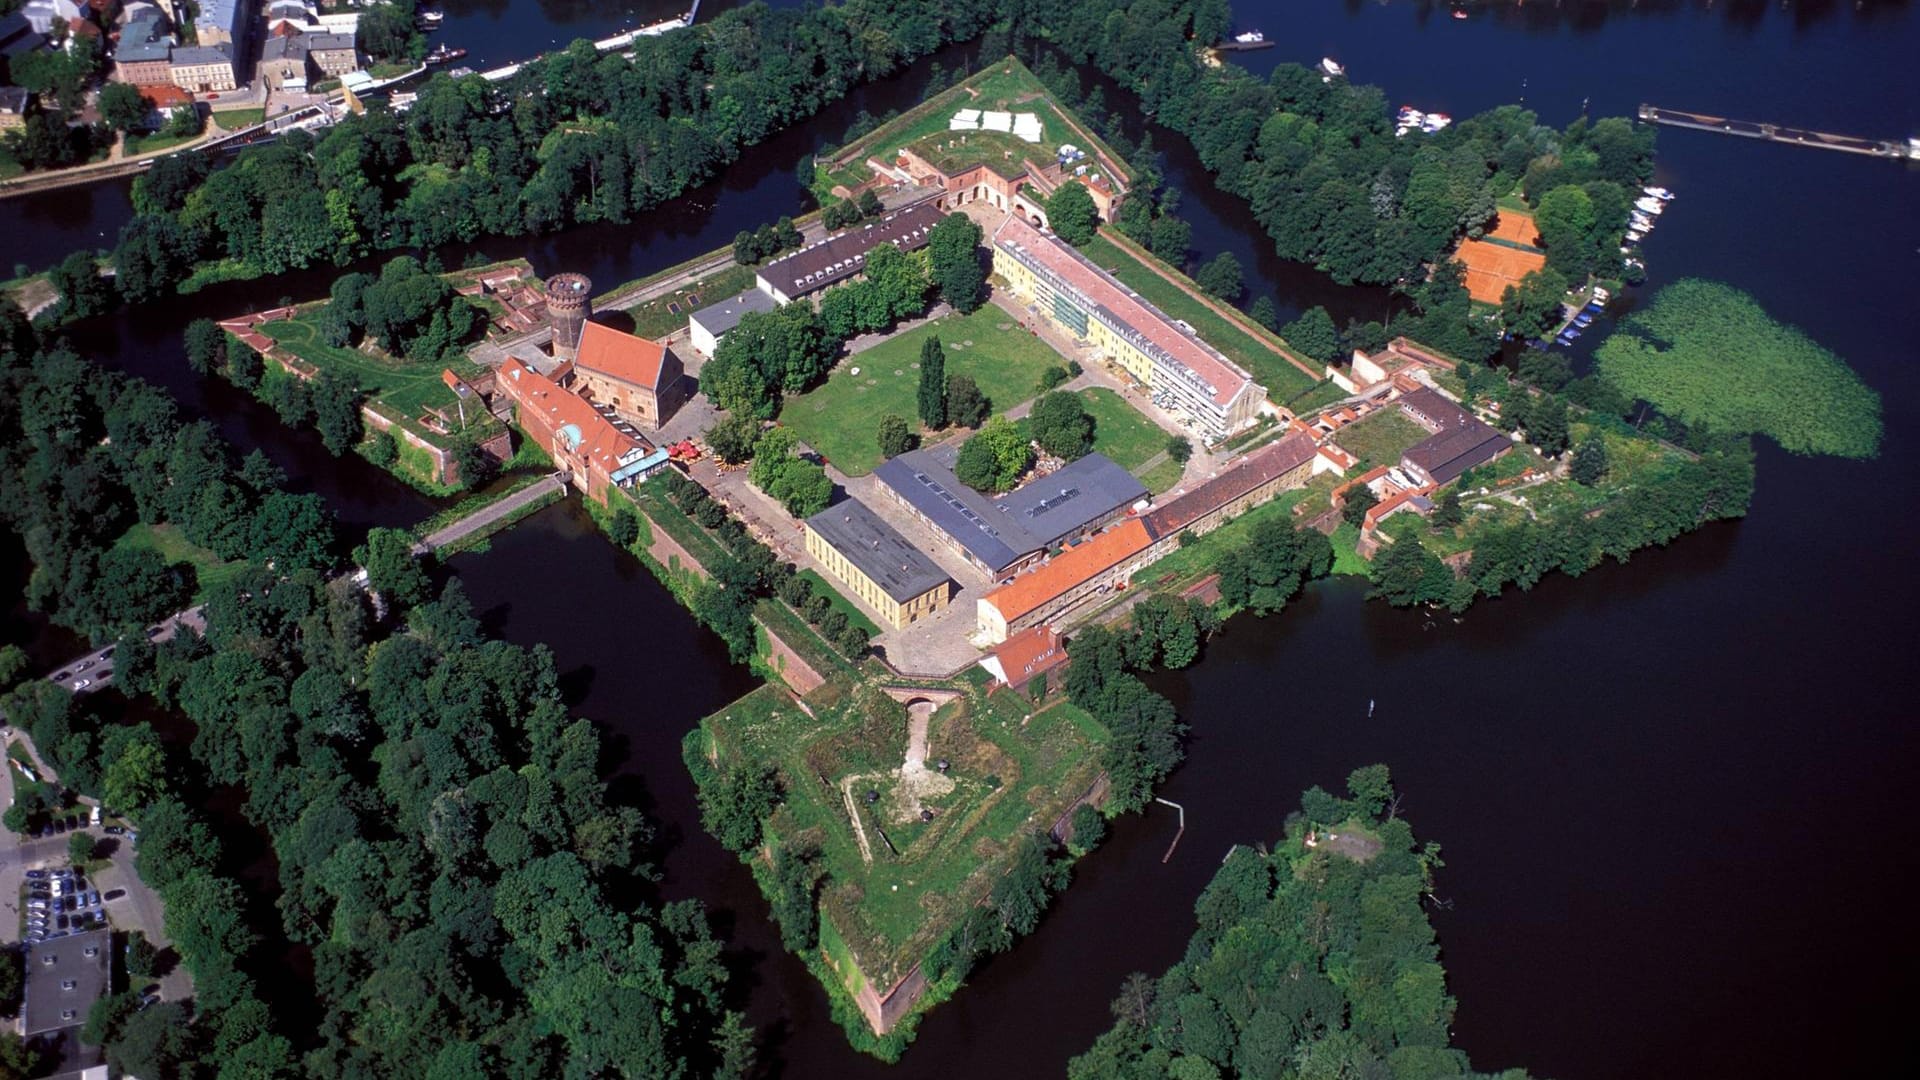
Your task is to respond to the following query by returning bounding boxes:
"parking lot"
[20,865,107,945]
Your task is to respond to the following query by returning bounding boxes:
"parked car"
[72,679,90,690]
[83,891,99,906]
[75,660,93,672]
[145,626,164,639]
[51,670,71,681]
[104,826,124,836]
[100,647,115,660]
[25,870,46,880]
[54,915,69,930]
[102,889,126,901]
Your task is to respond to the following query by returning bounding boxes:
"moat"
[3,3,1917,1078]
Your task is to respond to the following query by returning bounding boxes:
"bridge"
[1638,104,1920,161]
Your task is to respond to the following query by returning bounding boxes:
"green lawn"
[212,108,265,131]
[1079,234,1320,400]
[1079,387,1170,472]
[113,522,244,599]
[798,569,883,638]
[1329,409,1433,473]
[1287,379,1352,414]
[258,313,487,422]
[1137,456,1185,494]
[780,306,1063,475]
[621,263,754,341]
[123,130,201,157]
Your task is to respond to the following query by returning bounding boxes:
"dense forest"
[0,314,747,1076]
[1070,767,1541,1080]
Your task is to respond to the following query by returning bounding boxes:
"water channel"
[5,3,1918,1077]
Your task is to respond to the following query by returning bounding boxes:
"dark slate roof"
[873,446,1147,573]
[756,202,944,298]
[1403,424,1509,486]
[261,34,309,62]
[689,288,777,338]
[0,12,46,59]
[306,33,356,52]
[806,497,949,603]
[1144,431,1316,540]
[24,929,111,1036]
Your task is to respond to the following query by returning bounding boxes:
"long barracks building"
[991,217,1265,442]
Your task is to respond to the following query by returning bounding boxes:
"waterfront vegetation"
[256,310,490,422]
[1070,768,1538,1080]
[779,305,1062,475]
[0,314,752,1078]
[1594,279,1882,459]
[1079,232,1321,399]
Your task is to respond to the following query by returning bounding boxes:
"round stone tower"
[546,272,593,361]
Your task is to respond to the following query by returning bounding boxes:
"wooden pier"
[1638,104,1920,161]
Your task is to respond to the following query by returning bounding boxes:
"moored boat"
[1320,57,1345,78]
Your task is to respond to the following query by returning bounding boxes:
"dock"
[1638,104,1920,161]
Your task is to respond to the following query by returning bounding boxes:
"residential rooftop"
[575,320,675,390]
[756,202,944,299]
[24,928,110,1037]
[1145,432,1317,539]
[980,518,1151,624]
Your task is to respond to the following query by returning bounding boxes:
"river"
[7,3,1919,1078]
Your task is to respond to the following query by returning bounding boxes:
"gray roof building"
[689,288,778,343]
[755,202,944,303]
[194,0,245,42]
[169,43,234,68]
[804,498,949,604]
[1395,387,1510,487]
[1,11,48,60]
[114,9,173,64]
[261,34,310,63]
[873,445,1147,575]
[24,929,111,1037]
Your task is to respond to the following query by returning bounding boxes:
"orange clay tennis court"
[1485,209,1542,247]
[1455,211,1548,304]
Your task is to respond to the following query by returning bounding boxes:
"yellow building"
[804,499,951,631]
[993,217,1265,442]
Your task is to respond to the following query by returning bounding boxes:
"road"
[37,606,205,699]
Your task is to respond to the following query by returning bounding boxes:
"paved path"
[417,474,567,552]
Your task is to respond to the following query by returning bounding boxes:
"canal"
[5,3,1918,1078]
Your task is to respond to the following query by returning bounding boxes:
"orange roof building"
[567,321,687,430]
[979,626,1069,692]
[976,519,1153,644]
[496,359,666,503]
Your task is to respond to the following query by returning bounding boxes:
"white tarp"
[1012,112,1043,143]
[949,117,980,130]
[953,108,982,123]
[981,110,1013,132]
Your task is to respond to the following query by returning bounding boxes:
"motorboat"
[1235,31,1265,44]
[419,10,445,24]
[1320,57,1345,78]
[425,43,467,64]
[1452,9,1470,19]
[1642,186,1675,200]
[1573,313,1595,327]
[1634,196,1666,215]
[1625,229,1646,243]
[1422,112,1451,133]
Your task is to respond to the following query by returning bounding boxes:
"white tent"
[949,117,980,131]
[953,108,982,123]
[1012,112,1044,143]
[981,110,1013,133]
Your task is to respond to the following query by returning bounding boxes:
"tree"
[857,189,884,218]
[1369,535,1453,607]
[100,83,150,135]
[1150,215,1192,265]
[1526,394,1571,456]
[697,764,780,854]
[1432,490,1465,528]
[1046,182,1099,246]
[1166,435,1192,464]
[704,414,760,464]
[954,417,1032,493]
[103,738,168,812]
[877,414,916,458]
[311,370,361,455]
[1194,252,1243,301]
[0,645,28,693]
[453,439,499,488]
[358,2,423,62]
[358,526,430,609]
[50,251,112,320]
[928,213,986,313]
[1281,306,1341,364]
[1533,184,1599,279]
[1342,485,1379,527]
[946,374,990,428]
[1571,435,1610,485]
[1499,267,1572,341]
[1249,296,1280,331]
[365,430,398,467]
[1028,391,1095,460]
[609,509,641,548]
[1068,804,1107,853]
[916,338,947,428]
[68,831,95,864]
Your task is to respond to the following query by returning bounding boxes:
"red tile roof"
[498,359,645,476]
[987,626,1068,686]
[981,518,1152,625]
[575,321,672,390]
[993,217,1256,409]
